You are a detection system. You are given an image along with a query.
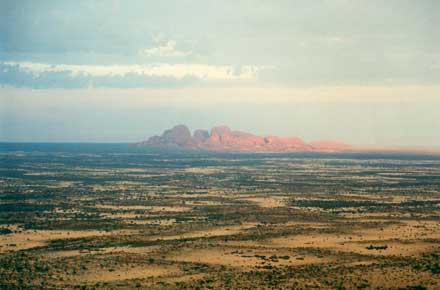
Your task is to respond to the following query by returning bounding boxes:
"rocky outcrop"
[206,126,266,150]
[142,124,352,152]
[143,124,193,147]
[193,129,210,145]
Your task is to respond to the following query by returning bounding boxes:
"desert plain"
[0,144,439,289]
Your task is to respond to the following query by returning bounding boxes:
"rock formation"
[141,124,352,152]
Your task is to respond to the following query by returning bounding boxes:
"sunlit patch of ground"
[184,167,224,174]
[52,207,81,214]
[239,196,288,208]
[46,181,77,188]
[49,245,160,258]
[155,223,258,241]
[338,211,411,219]
[100,212,144,219]
[0,229,136,253]
[24,172,59,176]
[72,264,181,283]
[268,220,440,256]
[352,220,440,240]
[47,250,83,258]
[283,221,331,228]
[183,200,225,206]
[168,247,329,269]
[163,273,206,283]
[95,204,192,212]
[123,218,176,225]
[346,241,437,256]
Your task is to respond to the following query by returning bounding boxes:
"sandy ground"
[268,220,440,256]
[49,245,160,258]
[155,223,257,241]
[73,265,181,283]
[0,223,255,253]
[169,247,329,269]
[184,167,224,174]
[96,204,192,212]
[0,229,136,253]
[239,196,289,208]
[183,200,225,206]
[123,218,177,225]
[220,220,440,257]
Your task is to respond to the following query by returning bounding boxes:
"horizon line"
[1,141,440,154]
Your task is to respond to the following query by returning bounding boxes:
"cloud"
[142,40,191,57]
[0,61,266,88]
[2,61,262,81]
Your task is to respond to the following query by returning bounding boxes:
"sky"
[0,0,439,146]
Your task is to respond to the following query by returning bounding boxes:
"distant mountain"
[140,124,353,152]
